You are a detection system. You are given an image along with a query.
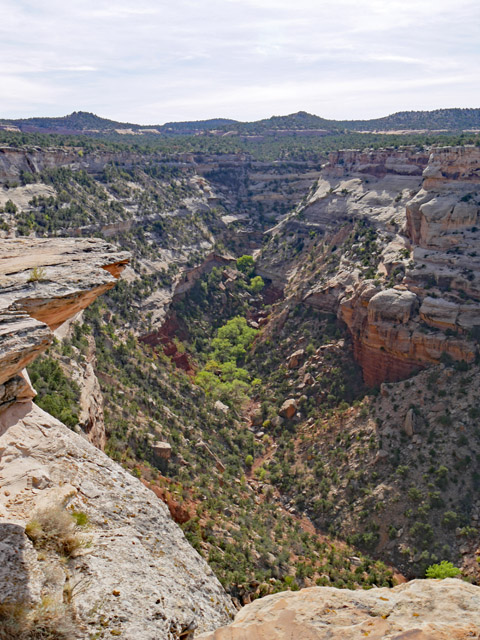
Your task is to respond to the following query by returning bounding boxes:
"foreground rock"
[0,402,233,638]
[197,579,480,640]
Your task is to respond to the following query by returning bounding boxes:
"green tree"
[248,275,265,294]
[4,199,17,213]
[236,255,255,276]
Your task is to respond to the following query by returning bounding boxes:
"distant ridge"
[341,108,480,131]
[1,107,479,137]
[0,111,239,136]
[229,108,480,133]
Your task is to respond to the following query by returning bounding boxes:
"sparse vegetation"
[0,602,78,640]
[27,266,47,282]
[25,507,82,557]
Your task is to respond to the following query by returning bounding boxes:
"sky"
[1,0,479,124]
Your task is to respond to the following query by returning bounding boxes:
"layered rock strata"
[0,238,129,407]
[347,146,480,385]
[261,146,480,385]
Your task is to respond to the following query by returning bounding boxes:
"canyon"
[1,136,480,638]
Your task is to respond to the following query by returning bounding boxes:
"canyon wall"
[342,146,480,385]
[260,146,480,386]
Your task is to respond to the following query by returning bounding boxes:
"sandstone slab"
[0,238,129,396]
[197,579,480,640]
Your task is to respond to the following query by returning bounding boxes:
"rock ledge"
[197,579,480,640]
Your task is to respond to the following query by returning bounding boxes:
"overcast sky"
[1,0,479,124]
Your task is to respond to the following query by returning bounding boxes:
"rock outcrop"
[66,333,107,449]
[197,579,480,640]
[0,145,145,183]
[261,146,480,386]
[339,147,480,385]
[0,402,233,638]
[327,148,429,179]
[0,238,129,408]
[0,236,234,638]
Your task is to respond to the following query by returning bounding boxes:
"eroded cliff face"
[0,237,234,638]
[197,579,480,640]
[260,146,480,386]
[0,146,146,183]
[0,238,129,409]
[345,146,480,385]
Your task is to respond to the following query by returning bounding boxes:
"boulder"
[214,400,229,415]
[287,349,305,369]
[152,441,172,460]
[279,399,297,419]
[303,373,315,386]
[367,289,418,325]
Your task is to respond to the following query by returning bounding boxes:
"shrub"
[441,511,459,529]
[25,507,81,557]
[408,486,423,502]
[236,255,255,276]
[248,275,265,294]
[71,511,89,527]
[28,266,47,282]
[425,560,461,579]
[4,199,17,213]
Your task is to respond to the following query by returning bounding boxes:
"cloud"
[0,0,478,121]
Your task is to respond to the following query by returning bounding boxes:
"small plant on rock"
[25,507,82,557]
[425,560,461,579]
[28,266,47,282]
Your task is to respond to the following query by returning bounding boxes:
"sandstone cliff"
[0,238,129,409]
[259,146,480,386]
[197,579,480,640]
[0,402,233,638]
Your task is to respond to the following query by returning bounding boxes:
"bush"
[25,507,81,557]
[441,510,459,529]
[425,560,461,579]
[71,510,89,527]
[4,199,17,213]
[248,275,265,294]
[28,266,47,282]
